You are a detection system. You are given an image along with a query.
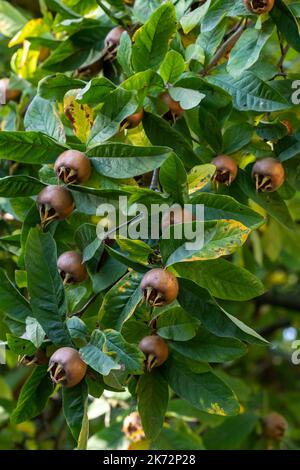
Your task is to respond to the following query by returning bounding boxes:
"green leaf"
[0,131,67,164]
[132,3,177,72]
[207,72,291,112]
[173,258,264,301]
[24,96,66,143]
[190,192,264,229]
[6,334,36,356]
[25,316,45,348]
[163,357,239,416]
[202,0,235,32]
[62,381,88,442]
[0,0,27,37]
[87,143,173,179]
[0,269,31,323]
[44,0,80,19]
[104,329,144,374]
[79,330,120,376]
[117,32,133,77]
[177,278,267,344]
[11,366,53,424]
[198,105,223,153]
[180,1,211,34]
[99,271,143,331]
[76,77,116,106]
[159,153,188,204]
[169,328,247,363]
[88,88,138,145]
[38,74,86,101]
[223,123,253,154]
[270,0,300,53]
[143,112,200,169]
[156,306,199,341]
[25,228,72,347]
[160,50,185,84]
[137,369,169,440]
[169,87,205,110]
[0,176,45,197]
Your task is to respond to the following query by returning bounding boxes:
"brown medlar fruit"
[141,268,179,307]
[123,109,144,129]
[37,185,75,226]
[57,251,88,284]
[161,206,195,231]
[54,150,91,185]
[122,412,145,442]
[243,0,275,15]
[0,78,21,102]
[262,412,288,441]
[139,335,169,370]
[48,347,87,388]
[211,155,238,186]
[160,91,184,118]
[104,26,126,49]
[252,157,285,192]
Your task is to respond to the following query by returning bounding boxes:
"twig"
[256,291,300,312]
[150,168,160,191]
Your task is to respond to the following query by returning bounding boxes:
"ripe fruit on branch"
[161,206,195,231]
[122,412,145,442]
[122,108,144,129]
[104,26,126,48]
[37,185,74,226]
[160,92,184,118]
[57,251,88,284]
[243,0,274,14]
[141,268,179,306]
[48,347,87,388]
[211,155,238,186]
[262,412,288,441]
[252,157,285,192]
[0,78,21,102]
[54,150,91,185]
[139,335,169,370]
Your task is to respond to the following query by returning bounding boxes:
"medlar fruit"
[48,347,87,388]
[57,251,88,284]
[161,206,195,231]
[211,155,238,186]
[243,0,275,15]
[252,157,285,192]
[123,109,144,129]
[122,412,145,442]
[262,412,288,441]
[0,77,21,102]
[141,268,179,306]
[37,185,75,226]
[54,150,91,185]
[104,26,126,48]
[139,335,169,370]
[160,92,184,118]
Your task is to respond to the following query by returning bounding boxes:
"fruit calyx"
[160,91,184,118]
[37,185,74,227]
[252,157,285,192]
[54,150,91,185]
[244,0,274,15]
[211,155,238,186]
[57,251,88,284]
[48,347,87,388]
[141,268,179,307]
[139,335,169,370]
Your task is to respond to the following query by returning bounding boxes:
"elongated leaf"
[132,3,177,72]
[159,153,188,204]
[160,50,185,84]
[0,269,31,323]
[137,369,169,440]
[156,306,199,341]
[0,131,67,164]
[104,329,144,374]
[11,366,52,424]
[76,77,116,105]
[38,74,86,101]
[0,176,45,197]
[25,228,72,347]
[0,0,27,37]
[79,330,120,376]
[24,96,66,143]
[270,0,300,53]
[62,381,88,442]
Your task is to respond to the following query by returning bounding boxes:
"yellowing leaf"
[9,19,50,47]
[188,164,216,193]
[64,90,93,143]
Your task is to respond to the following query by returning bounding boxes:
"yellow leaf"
[64,90,94,143]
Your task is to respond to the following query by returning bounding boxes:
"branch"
[256,291,300,312]
[277,29,289,75]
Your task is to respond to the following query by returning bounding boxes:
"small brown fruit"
[57,251,88,284]
[0,78,21,102]
[211,155,238,186]
[262,412,288,441]
[243,0,274,15]
[161,206,195,231]
[252,157,285,192]
[160,92,184,118]
[48,347,87,388]
[141,268,179,306]
[37,185,74,226]
[54,150,91,185]
[123,109,144,129]
[139,335,169,370]
[104,26,126,48]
